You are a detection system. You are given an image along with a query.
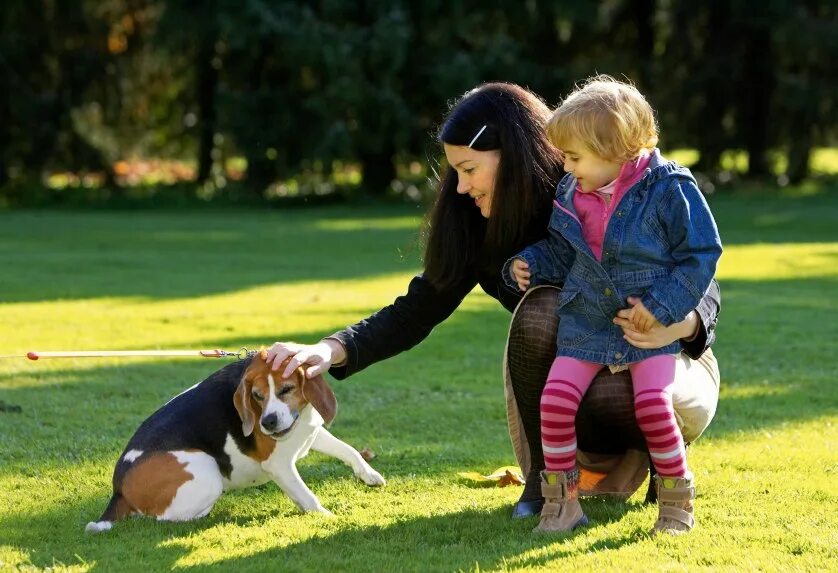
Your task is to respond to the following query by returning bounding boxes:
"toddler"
[504,75,722,535]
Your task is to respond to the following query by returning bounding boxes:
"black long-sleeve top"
[328,254,720,381]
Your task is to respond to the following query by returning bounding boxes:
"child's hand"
[510,259,531,291]
[627,299,662,333]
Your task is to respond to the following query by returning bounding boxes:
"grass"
[1,187,837,572]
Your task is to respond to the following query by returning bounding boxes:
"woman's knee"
[671,352,720,443]
[509,288,560,352]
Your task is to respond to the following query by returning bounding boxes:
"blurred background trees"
[0,0,834,205]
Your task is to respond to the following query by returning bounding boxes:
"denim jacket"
[502,151,722,365]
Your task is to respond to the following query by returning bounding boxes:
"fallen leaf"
[456,466,524,488]
[497,469,525,487]
[359,447,375,461]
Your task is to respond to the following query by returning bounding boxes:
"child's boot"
[652,475,695,535]
[533,469,588,533]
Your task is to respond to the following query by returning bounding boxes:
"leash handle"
[23,348,255,360]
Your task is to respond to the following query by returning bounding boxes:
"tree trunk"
[786,127,812,184]
[360,148,396,196]
[741,21,773,178]
[195,25,218,184]
[0,75,9,188]
[242,43,274,199]
[631,0,655,90]
[694,0,731,173]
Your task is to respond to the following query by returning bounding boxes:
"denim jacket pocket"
[555,287,598,347]
[556,285,581,310]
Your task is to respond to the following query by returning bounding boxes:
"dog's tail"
[85,492,132,534]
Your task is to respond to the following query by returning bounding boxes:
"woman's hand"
[265,339,347,379]
[613,297,699,349]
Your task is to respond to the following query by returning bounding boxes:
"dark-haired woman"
[266,82,720,517]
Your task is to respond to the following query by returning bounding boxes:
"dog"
[85,350,385,533]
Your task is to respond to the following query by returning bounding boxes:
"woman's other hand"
[613,296,699,349]
[265,339,347,379]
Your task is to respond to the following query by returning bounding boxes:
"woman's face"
[443,144,501,218]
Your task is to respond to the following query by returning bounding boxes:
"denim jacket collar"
[555,149,694,208]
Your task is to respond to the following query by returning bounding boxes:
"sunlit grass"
[665,146,838,176]
[718,243,838,280]
[1,188,836,571]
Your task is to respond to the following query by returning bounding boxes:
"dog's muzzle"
[260,411,299,440]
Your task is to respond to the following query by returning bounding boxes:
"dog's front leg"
[266,461,332,515]
[311,428,386,486]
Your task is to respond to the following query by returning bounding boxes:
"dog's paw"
[357,466,386,487]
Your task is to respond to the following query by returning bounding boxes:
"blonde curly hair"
[547,75,659,163]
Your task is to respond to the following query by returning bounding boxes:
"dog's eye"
[277,385,294,397]
[251,389,264,401]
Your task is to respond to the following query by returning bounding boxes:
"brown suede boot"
[533,469,588,534]
[652,475,695,535]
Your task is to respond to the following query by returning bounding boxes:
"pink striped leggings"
[541,355,688,478]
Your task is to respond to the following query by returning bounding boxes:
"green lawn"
[1,189,836,572]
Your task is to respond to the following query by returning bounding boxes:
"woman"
[266,82,720,518]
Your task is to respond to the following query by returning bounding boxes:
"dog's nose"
[261,413,278,432]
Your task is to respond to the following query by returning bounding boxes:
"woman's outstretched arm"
[267,272,477,379]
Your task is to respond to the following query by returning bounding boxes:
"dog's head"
[233,349,337,439]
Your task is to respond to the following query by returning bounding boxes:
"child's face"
[559,137,622,193]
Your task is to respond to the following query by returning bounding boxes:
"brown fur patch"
[236,358,284,461]
[234,355,319,461]
[120,452,194,517]
[253,355,334,420]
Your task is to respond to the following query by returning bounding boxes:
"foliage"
[0,0,835,201]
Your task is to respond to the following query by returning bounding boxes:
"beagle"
[85,350,385,533]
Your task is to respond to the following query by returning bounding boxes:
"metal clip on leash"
[221,347,259,360]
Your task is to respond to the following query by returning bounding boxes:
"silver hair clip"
[468,125,488,148]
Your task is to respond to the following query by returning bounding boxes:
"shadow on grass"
[0,492,647,572]
[0,205,425,303]
[2,189,837,304]
[708,189,838,246]
[194,503,644,573]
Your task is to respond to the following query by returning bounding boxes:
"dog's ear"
[233,372,256,437]
[302,373,337,425]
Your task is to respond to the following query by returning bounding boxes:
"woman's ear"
[233,374,256,437]
[302,373,337,425]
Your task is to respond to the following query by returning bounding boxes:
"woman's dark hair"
[423,83,562,290]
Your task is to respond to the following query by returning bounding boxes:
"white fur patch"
[123,449,143,463]
[221,434,272,490]
[261,374,297,434]
[85,521,112,534]
[157,451,223,521]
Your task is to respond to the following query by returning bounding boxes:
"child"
[504,75,722,535]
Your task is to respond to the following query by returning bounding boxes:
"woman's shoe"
[652,475,695,535]
[512,498,544,518]
[533,469,588,533]
[512,466,545,518]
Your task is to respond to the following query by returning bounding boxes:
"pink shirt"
[572,152,652,261]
